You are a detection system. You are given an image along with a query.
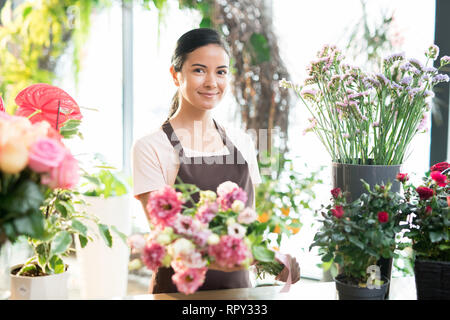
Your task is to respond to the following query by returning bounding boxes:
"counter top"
[122,276,416,300]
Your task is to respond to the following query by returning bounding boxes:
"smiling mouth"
[199,92,219,97]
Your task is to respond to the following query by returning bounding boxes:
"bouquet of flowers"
[310,181,410,286]
[401,162,450,262]
[141,181,285,294]
[280,44,450,165]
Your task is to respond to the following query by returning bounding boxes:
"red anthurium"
[0,95,4,112]
[430,171,448,187]
[14,83,82,130]
[425,206,433,216]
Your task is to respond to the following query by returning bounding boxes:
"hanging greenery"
[0,0,108,113]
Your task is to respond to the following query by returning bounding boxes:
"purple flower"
[400,63,412,72]
[409,58,424,71]
[408,88,421,99]
[375,73,390,86]
[372,121,380,128]
[433,74,450,83]
[417,112,429,132]
[423,66,437,73]
[426,44,439,60]
[423,90,435,98]
[384,52,405,64]
[440,55,450,66]
[400,76,412,86]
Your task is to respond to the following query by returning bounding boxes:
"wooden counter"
[123,276,416,300]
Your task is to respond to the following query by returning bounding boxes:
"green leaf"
[111,225,128,244]
[248,33,271,65]
[50,231,72,256]
[0,180,44,214]
[13,211,45,240]
[348,236,364,249]
[49,255,65,274]
[429,231,443,243]
[252,245,275,262]
[98,224,113,247]
[78,234,88,248]
[199,17,212,28]
[71,219,88,236]
[322,252,333,262]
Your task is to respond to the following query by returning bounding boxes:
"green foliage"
[0,170,46,243]
[255,151,323,247]
[0,0,107,112]
[310,181,410,284]
[248,33,271,65]
[79,169,130,198]
[16,188,126,276]
[402,168,450,262]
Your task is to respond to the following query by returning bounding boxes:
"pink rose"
[28,138,66,173]
[42,150,79,189]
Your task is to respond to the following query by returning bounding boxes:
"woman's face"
[172,44,230,111]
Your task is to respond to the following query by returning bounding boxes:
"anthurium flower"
[15,83,82,130]
[430,171,448,187]
[425,206,433,216]
[396,173,409,183]
[377,211,389,223]
[0,95,4,112]
[416,186,435,200]
[430,161,449,172]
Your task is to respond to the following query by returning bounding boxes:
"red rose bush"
[310,181,410,287]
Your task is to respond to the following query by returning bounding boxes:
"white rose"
[207,233,220,245]
[217,181,239,197]
[231,200,245,213]
[169,238,195,257]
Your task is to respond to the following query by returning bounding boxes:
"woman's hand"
[274,254,300,284]
[208,261,246,272]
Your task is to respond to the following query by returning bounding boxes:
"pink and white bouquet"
[141,181,284,294]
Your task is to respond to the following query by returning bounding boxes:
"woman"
[132,28,300,294]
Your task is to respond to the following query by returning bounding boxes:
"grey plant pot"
[332,162,402,202]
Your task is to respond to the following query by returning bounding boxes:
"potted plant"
[280,45,450,202]
[74,166,132,299]
[1,83,121,300]
[401,162,450,299]
[310,181,410,299]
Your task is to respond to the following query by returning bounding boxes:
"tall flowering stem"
[280,45,450,165]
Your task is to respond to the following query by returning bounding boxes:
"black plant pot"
[414,259,450,300]
[332,161,402,203]
[332,161,401,298]
[335,274,390,300]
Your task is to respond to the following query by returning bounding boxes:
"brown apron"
[149,118,254,294]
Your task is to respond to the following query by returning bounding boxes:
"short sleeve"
[132,138,167,197]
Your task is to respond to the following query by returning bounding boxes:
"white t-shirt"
[132,123,262,197]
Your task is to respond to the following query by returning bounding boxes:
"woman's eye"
[218,70,228,75]
[194,68,205,73]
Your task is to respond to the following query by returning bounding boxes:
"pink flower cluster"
[0,110,79,189]
[208,235,251,269]
[142,181,257,295]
